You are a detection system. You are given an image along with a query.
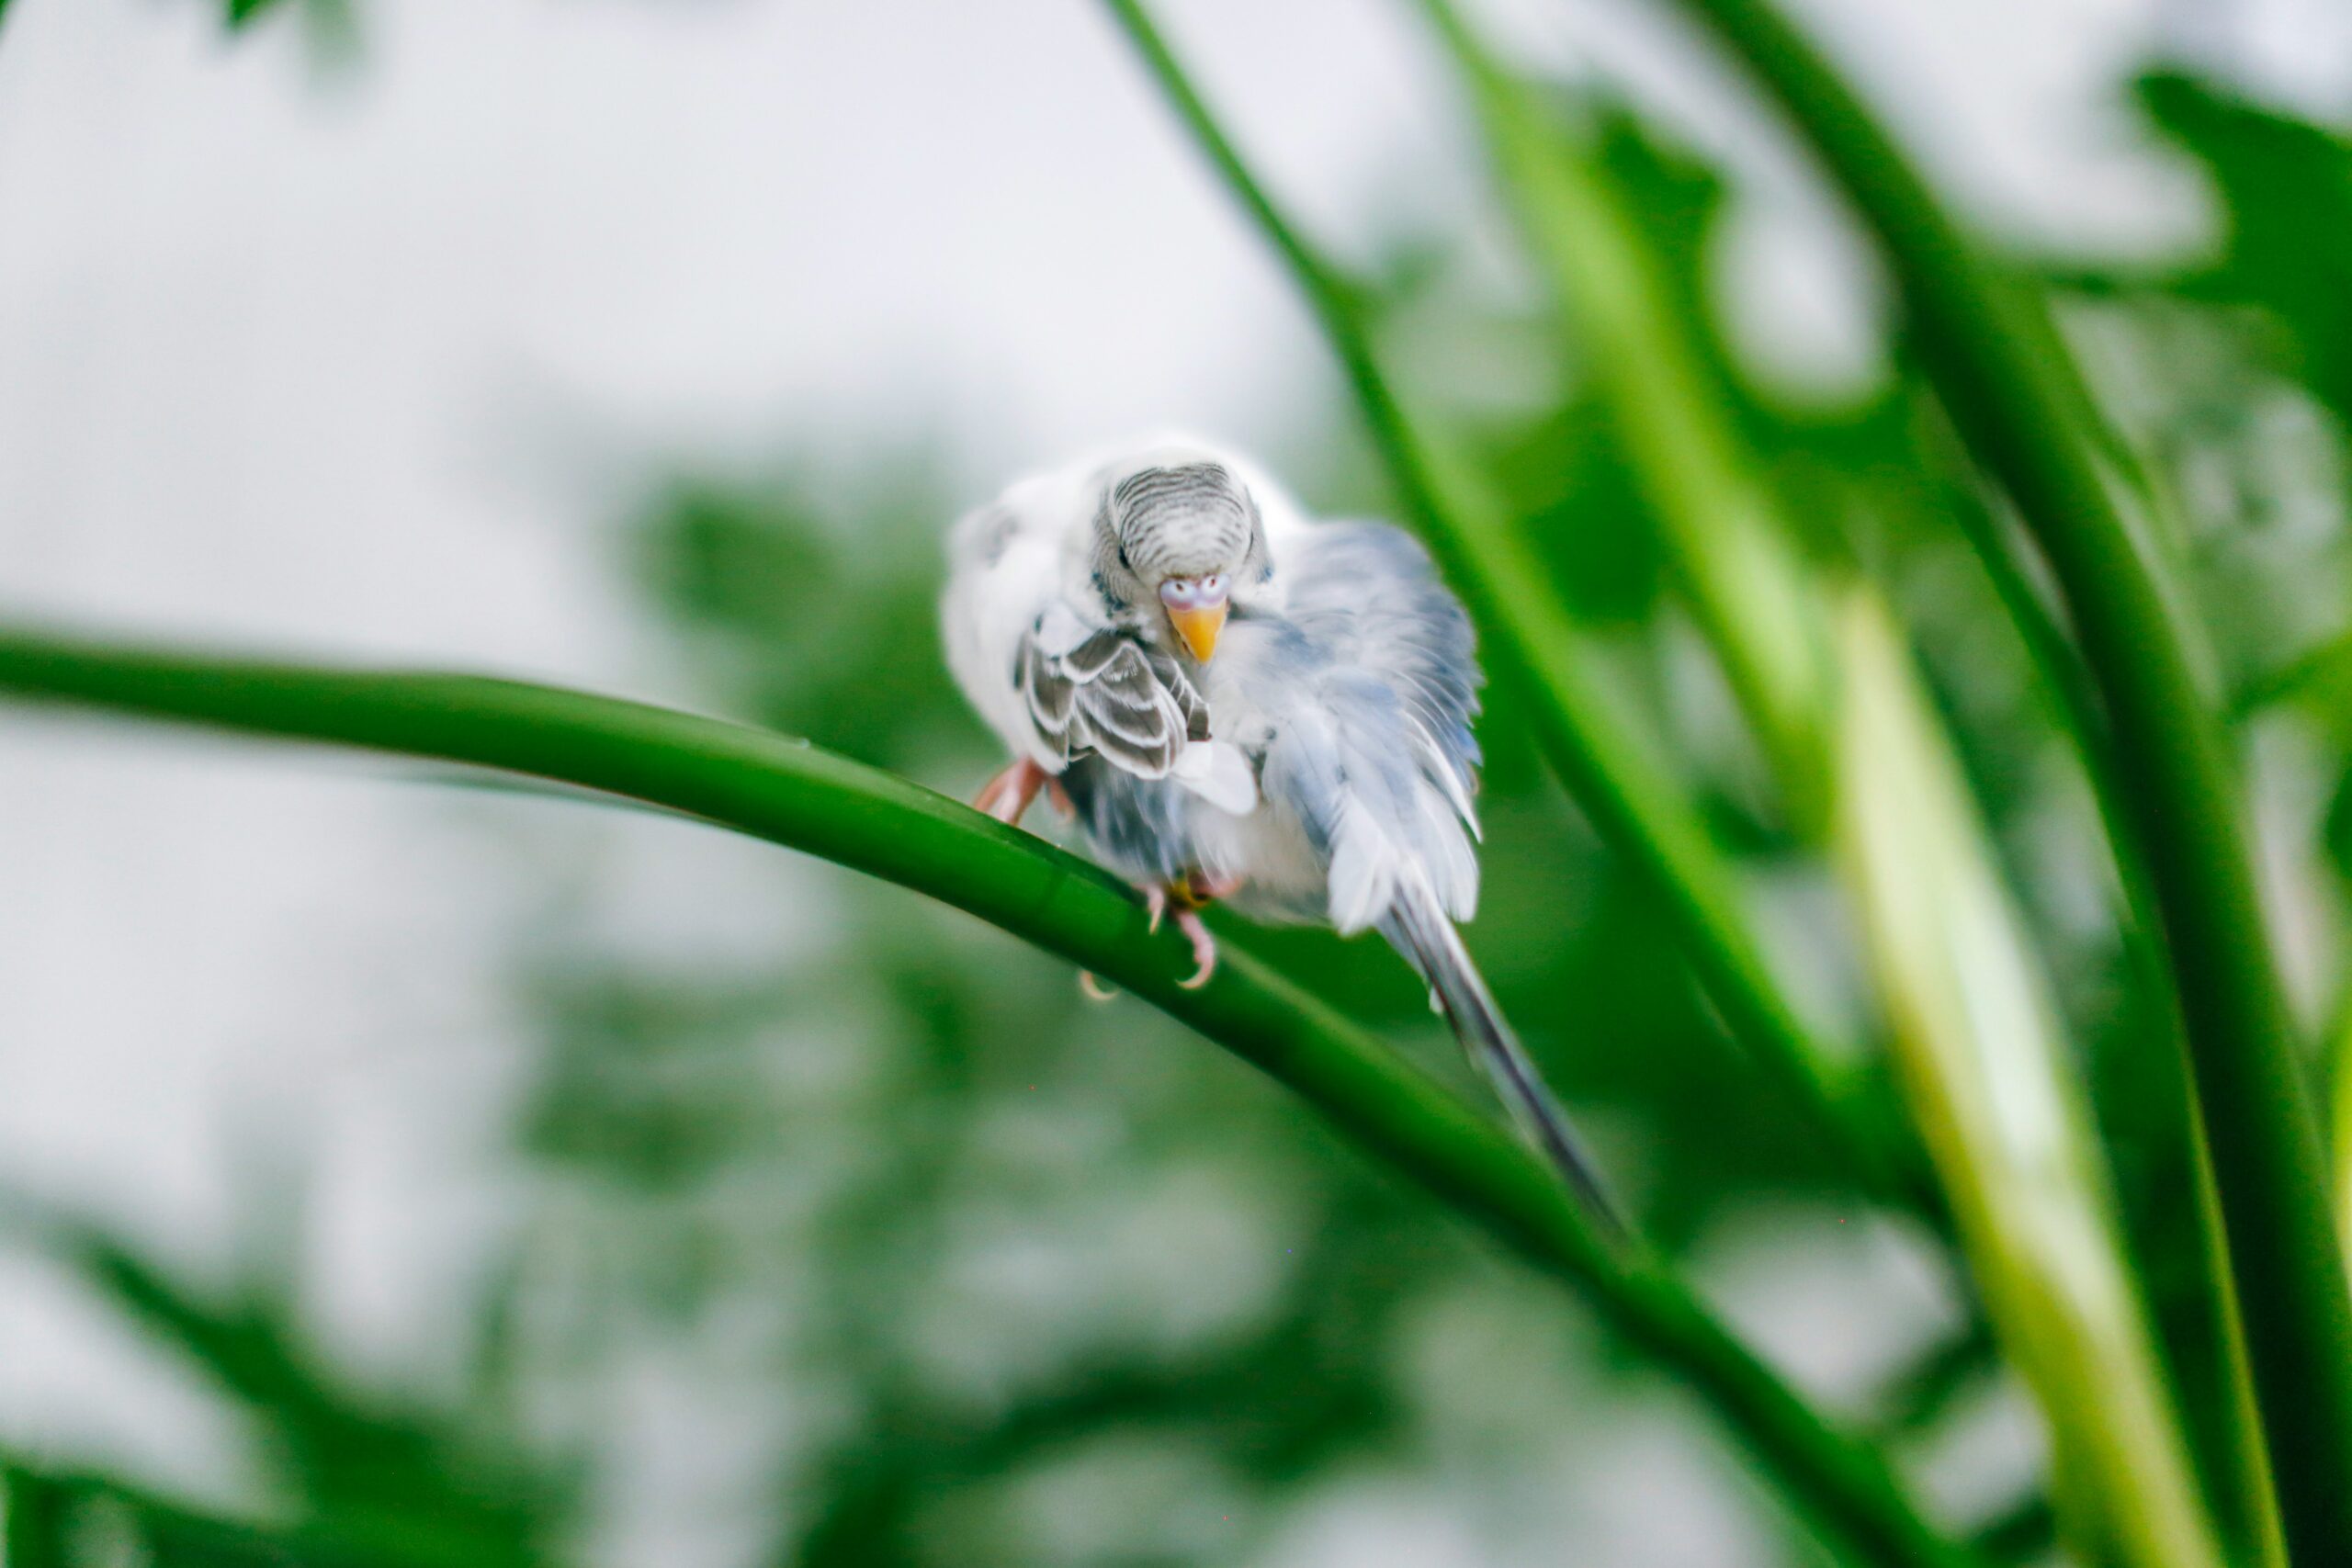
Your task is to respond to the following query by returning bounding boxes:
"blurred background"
[0,0,2347,1563]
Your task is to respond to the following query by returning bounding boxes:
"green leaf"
[2135,72,2352,429]
[224,0,291,27]
[0,1200,551,1567]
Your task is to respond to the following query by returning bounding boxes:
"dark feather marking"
[1060,629,1130,681]
[1061,761,1193,882]
[1015,616,1197,779]
[1021,643,1079,731]
[1111,462,1256,581]
[1145,649,1211,742]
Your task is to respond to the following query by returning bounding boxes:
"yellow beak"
[1167,601,1227,662]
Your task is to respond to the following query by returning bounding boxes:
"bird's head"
[1090,450,1271,663]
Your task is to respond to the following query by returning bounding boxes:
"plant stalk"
[1647,0,2352,1556]
[1407,10,2237,1562]
[0,623,1983,1568]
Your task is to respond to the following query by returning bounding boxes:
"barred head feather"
[1085,446,1273,626]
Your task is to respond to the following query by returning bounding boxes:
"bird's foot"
[1173,908,1217,989]
[1096,873,1236,999]
[973,758,1048,825]
[1139,872,1242,989]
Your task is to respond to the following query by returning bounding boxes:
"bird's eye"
[1202,574,1223,593]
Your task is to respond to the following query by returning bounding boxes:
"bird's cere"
[1159,574,1228,661]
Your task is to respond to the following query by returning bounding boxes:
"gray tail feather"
[1383,885,1626,1240]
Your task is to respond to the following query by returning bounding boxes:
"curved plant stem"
[0,624,1978,1568]
[1407,10,2235,1562]
[1409,0,1832,812]
[1098,0,1931,1224]
[1833,597,2224,1568]
[1646,0,2352,1558]
[4,1467,68,1568]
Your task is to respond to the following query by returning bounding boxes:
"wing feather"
[1018,624,1213,780]
[1281,523,1482,836]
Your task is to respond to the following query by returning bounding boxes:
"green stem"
[0,625,1976,1568]
[1835,597,2225,1568]
[1408,11,2245,1561]
[2325,963,2352,1262]
[3,1466,70,1568]
[1922,316,2281,1568]
[1410,0,1833,812]
[1101,0,1925,1223]
[1652,0,2352,1557]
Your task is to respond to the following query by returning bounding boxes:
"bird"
[941,436,1622,1230]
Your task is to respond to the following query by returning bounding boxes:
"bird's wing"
[1242,520,1618,1230]
[1018,613,1208,779]
[1276,522,1483,839]
[1251,520,1484,931]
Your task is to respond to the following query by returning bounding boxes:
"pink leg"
[973,758,1047,825]
[1174,909,1218,989]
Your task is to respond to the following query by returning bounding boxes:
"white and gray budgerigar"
[942,437,1618,1224]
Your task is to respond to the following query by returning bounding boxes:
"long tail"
[1384,880,1627,1241]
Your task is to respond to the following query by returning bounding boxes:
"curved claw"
[1079,971,1119,1002]
[1140,884,1169,935]
[1174,908,1217,990]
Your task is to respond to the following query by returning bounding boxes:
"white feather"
[1170,740,1259,816]
[1326,798,1400,936]
[1414,721,1481,841]
[1416,786,1479,921]
[941,467,1100,773]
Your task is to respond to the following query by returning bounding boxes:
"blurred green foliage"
[2135,73,2352,434]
